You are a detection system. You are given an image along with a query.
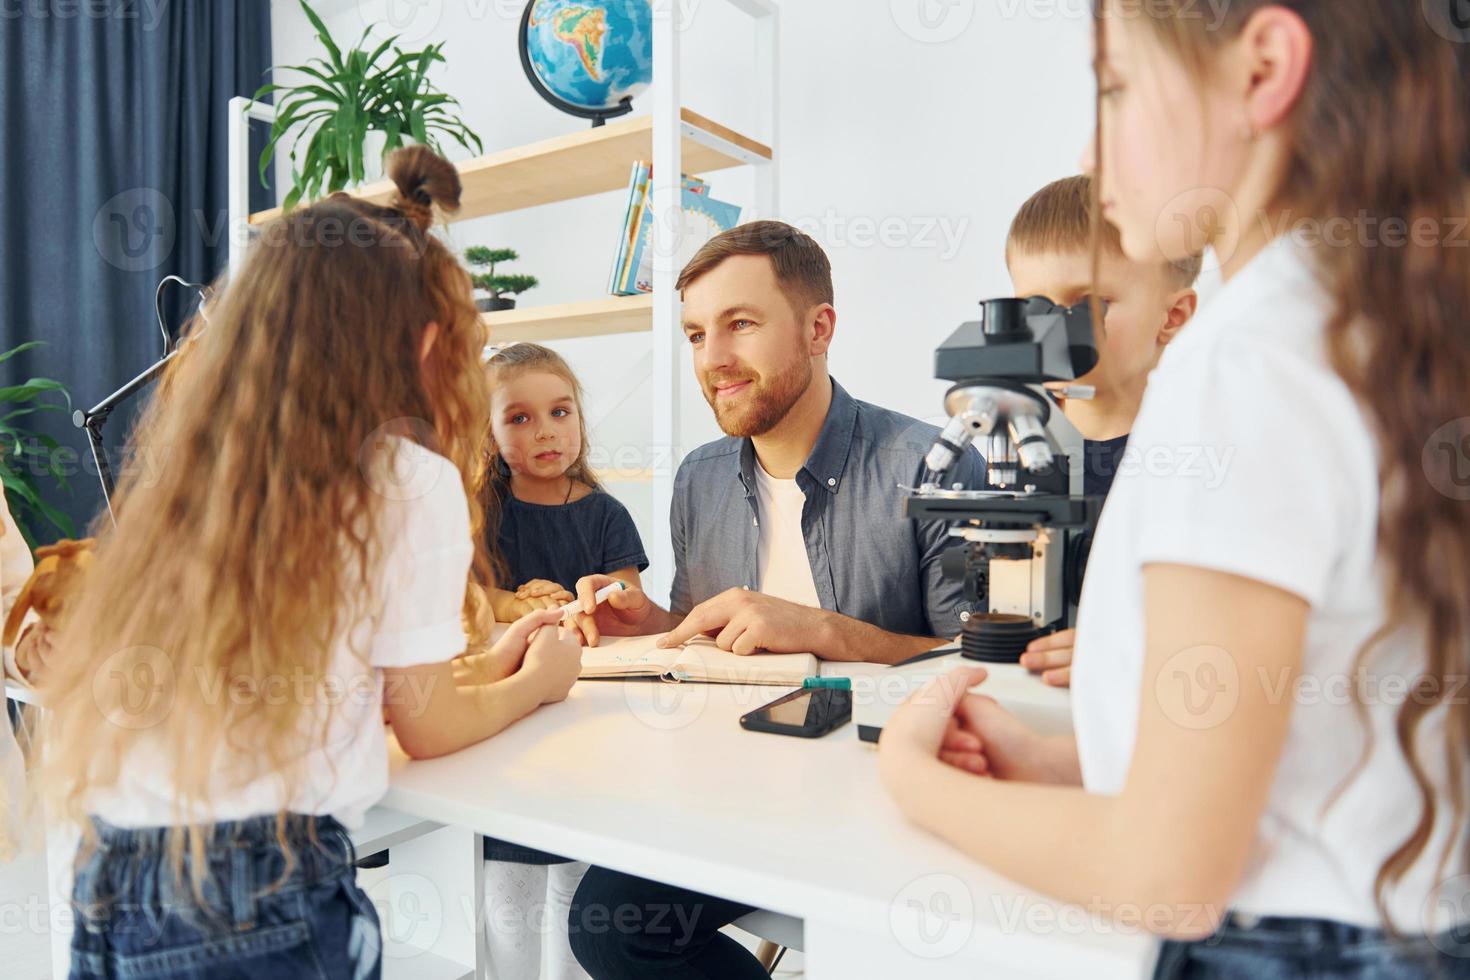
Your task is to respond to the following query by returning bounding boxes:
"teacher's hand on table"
[656,588,826,656]
[567,574,661,647]
[1019,628,1075,687]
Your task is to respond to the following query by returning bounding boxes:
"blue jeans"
[69,814,381,980]
[1154,913,1470,979]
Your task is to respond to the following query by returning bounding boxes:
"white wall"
[270,0,1100,599]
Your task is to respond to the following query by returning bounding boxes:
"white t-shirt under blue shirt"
[1071,234,1467,932]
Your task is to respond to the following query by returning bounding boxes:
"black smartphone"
[739,687,852,738]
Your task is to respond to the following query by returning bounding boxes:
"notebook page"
[579,633,679,678]
[669,636,819,686]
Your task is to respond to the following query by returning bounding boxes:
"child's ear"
[1158,289,1198,349]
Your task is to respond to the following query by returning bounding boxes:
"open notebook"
[581,633,818,686]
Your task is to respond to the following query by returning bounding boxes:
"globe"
[519,0,653,124]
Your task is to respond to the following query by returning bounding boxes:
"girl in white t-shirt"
[879,3,1470,977]
[37,146,582,980]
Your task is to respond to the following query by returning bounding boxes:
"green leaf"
[287,62,350,97]
[299,0,343,71]
[362,35,396,74]
[27,493,74,539]
[260,11,482,211]
[0,380,67,404]
[334,108,354,178]
[0,405,61,424]
[0,469,74,539]
[488,274,539,296]
[0,471,42,509]
[277,85,343,110]
[0,341,44,364]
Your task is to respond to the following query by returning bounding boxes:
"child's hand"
[491,585,570,621]
[487,607,563,664]
[520,621,581,705]
[14,622,56,682]
[515,579,575,607]
[507,595,568,618]
[452,640,524,686]
[1019,628,1075,687]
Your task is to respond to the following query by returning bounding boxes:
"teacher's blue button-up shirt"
[669,378,984,640]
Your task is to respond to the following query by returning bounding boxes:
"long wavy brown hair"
[1099,0,1470,929]
[480,343,603,586]
[38,146,493,880]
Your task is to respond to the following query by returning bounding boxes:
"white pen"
[558,581,628,623]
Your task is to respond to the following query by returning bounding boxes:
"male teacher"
[567,220,985,979]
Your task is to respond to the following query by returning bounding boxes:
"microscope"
[910,296,1103,661]
[854,297,1103,743]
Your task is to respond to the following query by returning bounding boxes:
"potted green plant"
[0,342,76,550]
[253,0,484,213]
[466,247,539,312]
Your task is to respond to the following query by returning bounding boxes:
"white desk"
[18,667,1159,979]
[380,673,1158,980]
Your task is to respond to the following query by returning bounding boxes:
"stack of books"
[608,161,742,296]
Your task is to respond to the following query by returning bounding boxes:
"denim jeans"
[69,814,381,980]
[1154,913,1470,979]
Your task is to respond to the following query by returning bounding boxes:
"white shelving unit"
[228,0,780,603]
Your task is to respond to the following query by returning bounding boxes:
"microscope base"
[961,613,1043,664]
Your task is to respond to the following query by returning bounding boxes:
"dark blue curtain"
[0,0,273,543]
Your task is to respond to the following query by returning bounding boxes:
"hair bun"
[386,145,463,230]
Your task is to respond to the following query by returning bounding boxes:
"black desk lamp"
[72,276,211,523]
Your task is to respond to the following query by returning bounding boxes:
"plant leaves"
[0,341,44,364]
[0,380,67,404]
[299,0,344,72]
[264,13,482,211]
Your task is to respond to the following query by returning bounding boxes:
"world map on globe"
[524,0,653,113]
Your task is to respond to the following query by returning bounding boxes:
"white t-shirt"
[1072,234,1467,931]
[90,437,472,831]
[753,458,821,608]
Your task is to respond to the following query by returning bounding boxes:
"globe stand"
[519,3,637,128]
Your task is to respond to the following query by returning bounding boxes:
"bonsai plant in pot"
[466,247,539,312]
[253,0,484,213]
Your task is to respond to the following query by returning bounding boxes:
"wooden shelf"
[482,293,652,343]
[249,108,771,226]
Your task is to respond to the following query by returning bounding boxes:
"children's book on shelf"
[609,163,739,296]
[608,161,651,295]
